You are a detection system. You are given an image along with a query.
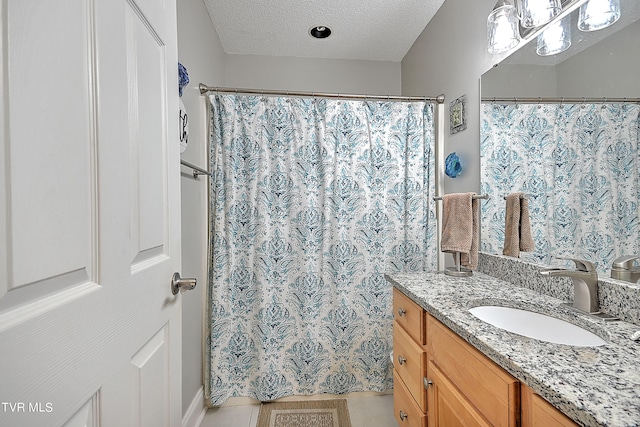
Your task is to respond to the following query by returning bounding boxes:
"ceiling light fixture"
[516,0,562,28]
[578,0,620,31]
[537,15,572,55]
[487,0,521,54]
[309,26,332,39]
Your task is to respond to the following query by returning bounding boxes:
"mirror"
[480,0,640,275]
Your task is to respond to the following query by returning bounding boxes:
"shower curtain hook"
[602,97,607,109]
[514,97,518,108]
[560,97,564,107]
[537,97,542,108]
[581,97,586,108]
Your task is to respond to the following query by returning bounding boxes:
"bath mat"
[256,399,352,427]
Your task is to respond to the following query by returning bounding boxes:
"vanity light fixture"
[578,0,620,31]
[537,15,572,55]
[487,0,521,54]
[516,0,562,28]
[309,25,332,39]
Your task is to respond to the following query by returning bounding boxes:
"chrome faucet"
[539,257,599,314]
[611,255,640,283]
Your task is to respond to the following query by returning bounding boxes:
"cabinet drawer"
[427,314,519,427]
[394,321,427,412]
[394,370,427,427]
[393,288,426,345]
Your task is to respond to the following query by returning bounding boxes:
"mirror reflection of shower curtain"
[205,94,437,405]
[481,103,640,272]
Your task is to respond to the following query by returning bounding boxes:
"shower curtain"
[481,102,640,272]
[205,94,437,405]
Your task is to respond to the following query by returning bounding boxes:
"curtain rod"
[482,96,640,104]
[199,83,446,104]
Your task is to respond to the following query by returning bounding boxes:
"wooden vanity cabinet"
[393,289,427,427]
[393,287,580,427]
[521,384,578,427]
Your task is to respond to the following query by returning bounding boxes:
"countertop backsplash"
[478,252,640,326]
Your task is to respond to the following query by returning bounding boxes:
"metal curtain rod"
[199,83,446,104]
[180,159,211,179]
[433,194,490,201]
[482,96,640,104]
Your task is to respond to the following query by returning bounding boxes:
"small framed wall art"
[449,95,467,135]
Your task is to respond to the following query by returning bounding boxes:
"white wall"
[177,0,225,418]
[402,0,508,194]
[224,54,401,95]
[481,64,558,98]
[556,19,640,98]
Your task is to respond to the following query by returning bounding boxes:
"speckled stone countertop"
[386,271,640,427]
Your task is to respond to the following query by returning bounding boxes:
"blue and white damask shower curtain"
[205,94,437,405]
[481,102,640,272]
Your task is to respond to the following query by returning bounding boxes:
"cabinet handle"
[423,377,433,390]
[397,355,407,365]
[399,410,408,421]
[398,307,407,317]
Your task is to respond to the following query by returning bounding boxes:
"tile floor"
[200,392,399,427]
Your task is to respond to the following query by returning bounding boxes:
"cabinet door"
[427,362,492,427]
[427,315,519,426]
[522,384,578,427]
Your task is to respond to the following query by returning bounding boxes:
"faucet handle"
[555,257,597,273]
[612,255,640,270]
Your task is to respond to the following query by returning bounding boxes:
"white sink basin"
[469,306,606,347]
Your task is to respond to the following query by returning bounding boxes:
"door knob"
[171,272,197,295]
[399,410,408,421]
[397,355,407,365]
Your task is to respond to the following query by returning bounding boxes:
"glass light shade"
[537,16,571,56]
[516,0,562,28]
[487,2,521,54]
[578,0,621,31]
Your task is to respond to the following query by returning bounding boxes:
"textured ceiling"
[203,0,447,62]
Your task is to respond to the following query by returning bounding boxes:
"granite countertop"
[386,271,640,427]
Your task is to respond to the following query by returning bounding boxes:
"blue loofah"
[445,152,463,178]
[178,62,189,97]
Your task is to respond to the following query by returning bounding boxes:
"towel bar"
[433,194,489,201]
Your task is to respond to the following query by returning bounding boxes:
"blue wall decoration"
[445,152,462,178]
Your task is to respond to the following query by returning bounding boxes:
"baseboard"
[182,386,207,427]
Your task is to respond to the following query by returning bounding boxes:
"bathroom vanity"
[387,270,640,427]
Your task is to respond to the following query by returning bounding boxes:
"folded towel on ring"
[441,192,478,270]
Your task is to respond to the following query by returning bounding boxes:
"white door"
[0,0,182,426]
